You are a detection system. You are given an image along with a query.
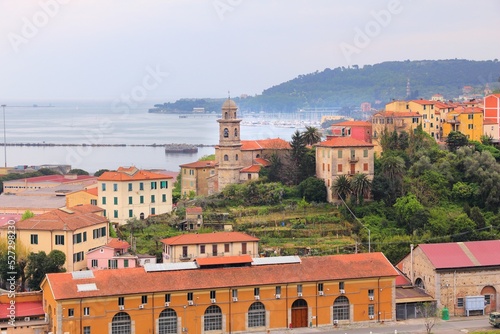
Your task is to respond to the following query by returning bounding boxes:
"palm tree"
[332,174,352,201]
[351,173,372,205]
[301,126,322,146]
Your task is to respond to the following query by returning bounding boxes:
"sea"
[0,100,309,174]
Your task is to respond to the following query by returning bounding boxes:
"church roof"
[221,99,238,110]
[241,138,291,150]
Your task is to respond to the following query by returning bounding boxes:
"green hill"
[152,59,500,114]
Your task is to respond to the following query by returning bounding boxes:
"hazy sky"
[1,0,499,103]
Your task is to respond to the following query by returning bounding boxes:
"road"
[257,316,496,334]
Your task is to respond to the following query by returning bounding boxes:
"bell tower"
[217,98,242,191]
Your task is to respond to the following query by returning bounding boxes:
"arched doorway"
[482,286,497,313]
[333,296,350,321]
[158,308,177,334]
[204,305,222,331]
[111,312,131,334]
[291,299,308,328]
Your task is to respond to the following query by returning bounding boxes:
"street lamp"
[1,104,6,168]
[338,194,371,253]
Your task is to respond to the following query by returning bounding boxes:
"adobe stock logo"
[339,0,403,64]
[213,0,243,21]
[7,0,70,53]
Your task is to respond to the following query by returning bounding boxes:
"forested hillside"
[151,59,500,114]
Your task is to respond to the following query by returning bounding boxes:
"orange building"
[41,253,397,334]
[484,94,500,140]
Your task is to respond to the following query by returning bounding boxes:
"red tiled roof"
[452,107,484,114]
[106,238,130,250]
[418,240,500,269]
[180,161,216,168]
[333,121,371,127]
[98,167,172,181]
[0,301,44,319]
[254,158,271,167]
[0,214,21,226]
[85,187,98,196]
[44,252,398,300]
[483,119,498,125]
[241,138,291,151]
[316,137,374,148]
[161,232,259,245]
[186,207,203,215]
[374,111,421,118]
[410,99,435,105]
[195,255,253,266]
[0,205,107,231]
[240,165,262,173]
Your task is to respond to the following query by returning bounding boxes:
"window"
[241,242,247,254]
[468,124,473,129]
[91,259,98,268]
[102,197,106,205]
[109,259,118,269]
[235,154,239,161]
[318,283,324,293]
[224,243,230,253]
[297,284,303,295]
[84,307,90,316]
[368,289,374,298]
[83,326,91,334]
[118,297,124,306]
[158,308,177,334]
[254,287,260,297]
[333,296,350,320]
[102,183,106,191]
[363,163,368,171]
[139,182,144,191]
[212,244,218,256]
[140,195,144,204]
[232,289,238,299]
[113,197,118,205]
[68,308,74,317]
[338,164,343,172]
[90,199,97,205]
[338,150,342,158]
[165,294,171,303]
[187,292,193,301]
[128,183,133,191]
[210,290,216,299]
[339,281,345,290]
[322,163,325,171]
[73,251,84,263]
[248,302,266,327]
[468,114,473,120]
[83,232,87,242]
[234,128,238,137]
[55,235,64,245]
[204,305,222,331]
[368,304,375,317]
[93,227,106,239]
[113,183,118,191]
[223,128,229,138]
[30,234,38,245]
[276,286,281,295]
[200,245,205,254]
[224,154,229,161]
[151,207,156,215]
[128,196,133,204]
[412,117,419,123]
[151,195,155,203]
[111,312,131,334]
[73,233,82,244]
[151,182,157,190]
[363,149,368,158]
[124,259,129,268]
[128,209,133,218]
[141,295,148,304]
[485,295,491,305]
[160,181,168,189]
[162,194,167,202]
[457,298,464,307]
[114,210,118,218]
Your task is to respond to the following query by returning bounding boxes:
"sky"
[0,0,499,103]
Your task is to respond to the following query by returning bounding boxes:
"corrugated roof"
[161,232,259,245]
[418,240,500,269]
[143,262,198,272]
[45,252,398,300]
[0,301,44,319]
[252,256,301,265]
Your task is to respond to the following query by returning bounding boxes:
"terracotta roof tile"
[98,167,172,181]
[241,138,291,151]
[179,161,216,168]
[0,205,107,231]
[85,187,98,196]
[44,252,398,300]
[374,111,421,118]
[483,119,498,125]
[186,207,203,215]
[316,137,374,148]
[0,301,44,319]
[106,238,130,250]
[333,121,371,127]
[254,158,271,167]
[240,165,262,173]
[195,255,253,266]
[161,232,259,245]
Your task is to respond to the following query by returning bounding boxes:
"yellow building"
[41,252,398,334]
[385,100,441,140]
[161,231,259,263]
[0,205,109,272]
[371,111,422,152]
[97,167,173,225]
[66,187,98,208]
[315,136,374,202]
[179,161,216,197]
[441,107,484,141]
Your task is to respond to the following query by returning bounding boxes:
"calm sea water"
[1,101,299,173]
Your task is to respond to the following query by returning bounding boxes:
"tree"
[68,169,89,175]
[351,173,372,205]
[297,177,327,203]
[21,210,35,220]
[199,154,215,161]
[301,126,322,146]
[446,131,468,152]
[286,130,307,185]
[26,250,65,290]
[94,169,110,177]
[332,175,352,200]
[418,302,438,334]
[394,194,428,234]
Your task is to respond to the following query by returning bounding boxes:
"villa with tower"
[179,99,291,196]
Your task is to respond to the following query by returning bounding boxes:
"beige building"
[97,167,173,225]
[371,111,422,152]
[0,205,109,272]
[179,161,216,197]
[315,136,375,202]
[161,231,259,263]
[397,240,500,316]
[2,174,96,194]
[65,187,98,208]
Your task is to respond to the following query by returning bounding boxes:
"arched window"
[204,305,222,331]
[333,296,350,321]
[111,312,131,334]
[234,112,237,118]
[415,278,425,290]
[225,112,228,119]
[256,154,260,158]
[224,154,229,161]
[234,128,238,137]
[248,302,265,327]
[158,308,177,334]
[139,213,145,220]
[235,154,238,161]
[223,128,229,138]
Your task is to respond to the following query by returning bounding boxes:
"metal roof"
[252,256,301,266]
[76,283,98,292]
[144,262,198,272]
[71,270,95,280]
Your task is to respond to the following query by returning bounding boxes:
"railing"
[239,251,252,256]
[179,254,193,261]
[447,119,460,124]
[206,252,225,257]
[348,156,359,163]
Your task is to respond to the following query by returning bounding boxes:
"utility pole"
[339,194,370,252]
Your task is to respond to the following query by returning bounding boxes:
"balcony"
[238,251,252,256]
[447,119,460,124]
[206,252,225,257]
[348,156,359,163]
[179,254,193,261]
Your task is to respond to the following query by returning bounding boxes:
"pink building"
[86,238,137,270]
[331,121,372,143]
